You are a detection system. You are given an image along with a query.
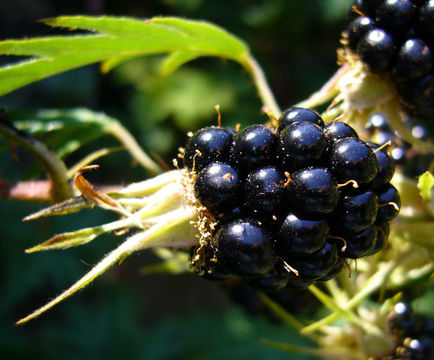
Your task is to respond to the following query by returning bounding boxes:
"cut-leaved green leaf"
[0,15,280,116]
[0,16,249,96]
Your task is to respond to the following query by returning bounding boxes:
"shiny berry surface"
[334,189,379,232]
[247,258,290,292]
[368,142,396,189]
[277,213,329,255]
[243,167,286,219]
[366,221,390,255]
[346,16,376,51]
[417,0,434,38]
[184,127,234,171]
[278,107,324,132]
[324,121,359,143]
[230,125,278,173]
[357,28,396,74]
[329,138,379,184]
[317,260,344,282]
[392,39,432,83]
[284,242,338,281]
[377,183,401,221]
[279,122,328,171]
[288,168,340,216]
[215,219,275,277]
[375,0,414,33]
[338,225,378,258]
[194,163,240,213]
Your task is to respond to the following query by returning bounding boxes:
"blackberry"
[185,107,398,289]
[329,137,379,184]
[184,127,234,171]
[317,260,344,281]
[213,219,275,277]
[367,221,390,255]
[230,124,278,173]
[277,212,329,255]
[336,225,378,258]
[283,241,338,281]
[385,302,434,360]
[334,189,379,232]
[368,142,396,189]
[377,183,401,222]
[357,28,396,74]
[247,258,290,292]
[324,121,359,143]
[343,0,434,121]
[375,0,414,34]
[347,16,376,51]
[417,1,434,39]
[279,122,328,171]
[190,245,232,281]
[243,167,286,220]
[278,107,324,132]
[194,162,240,214]
[287,167,340,216]
[392,39,433,83]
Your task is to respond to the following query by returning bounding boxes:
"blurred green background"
[0,1,352,359]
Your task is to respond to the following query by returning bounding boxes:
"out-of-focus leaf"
[9,108,162,173]
[418,171,434,202]
[160,51,200,76]
[0,16,249,97]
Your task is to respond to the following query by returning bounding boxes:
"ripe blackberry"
[194,162,240,214]
[357,28,396,74]
[385,301,434,360]
[190,245,231,281]
[283,241,338,281]
[346,16,376,51]
[342,0,434,122]
[336,225,378,258]
[392,39,433,83]
[287,167,340,216]
[317,260,344,282]
[186,107,398,289]
[377,183,401,222]
[329,137,379,184]
[279,122,328,171]
[277,212,329,255]
[184,127,234,172]
[417,1,434,39]
[375,0,414,34]
[334,189,379,232]
[246,258,290,292]
[278,107,324,132]
[243,167,286,220]
[367,221,390,255]
[324,121,359,143]
[368,142,396,189]
[213,219,275,277]
[230,124,278,173]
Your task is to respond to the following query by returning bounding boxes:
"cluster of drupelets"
[182,107,400,292]
[383,302,434,359]
[342,0,434,120]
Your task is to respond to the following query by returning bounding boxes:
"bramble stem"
[245,55,281,118]
[0,111,73,201]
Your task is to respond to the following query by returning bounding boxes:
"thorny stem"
[244,55,281,118]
